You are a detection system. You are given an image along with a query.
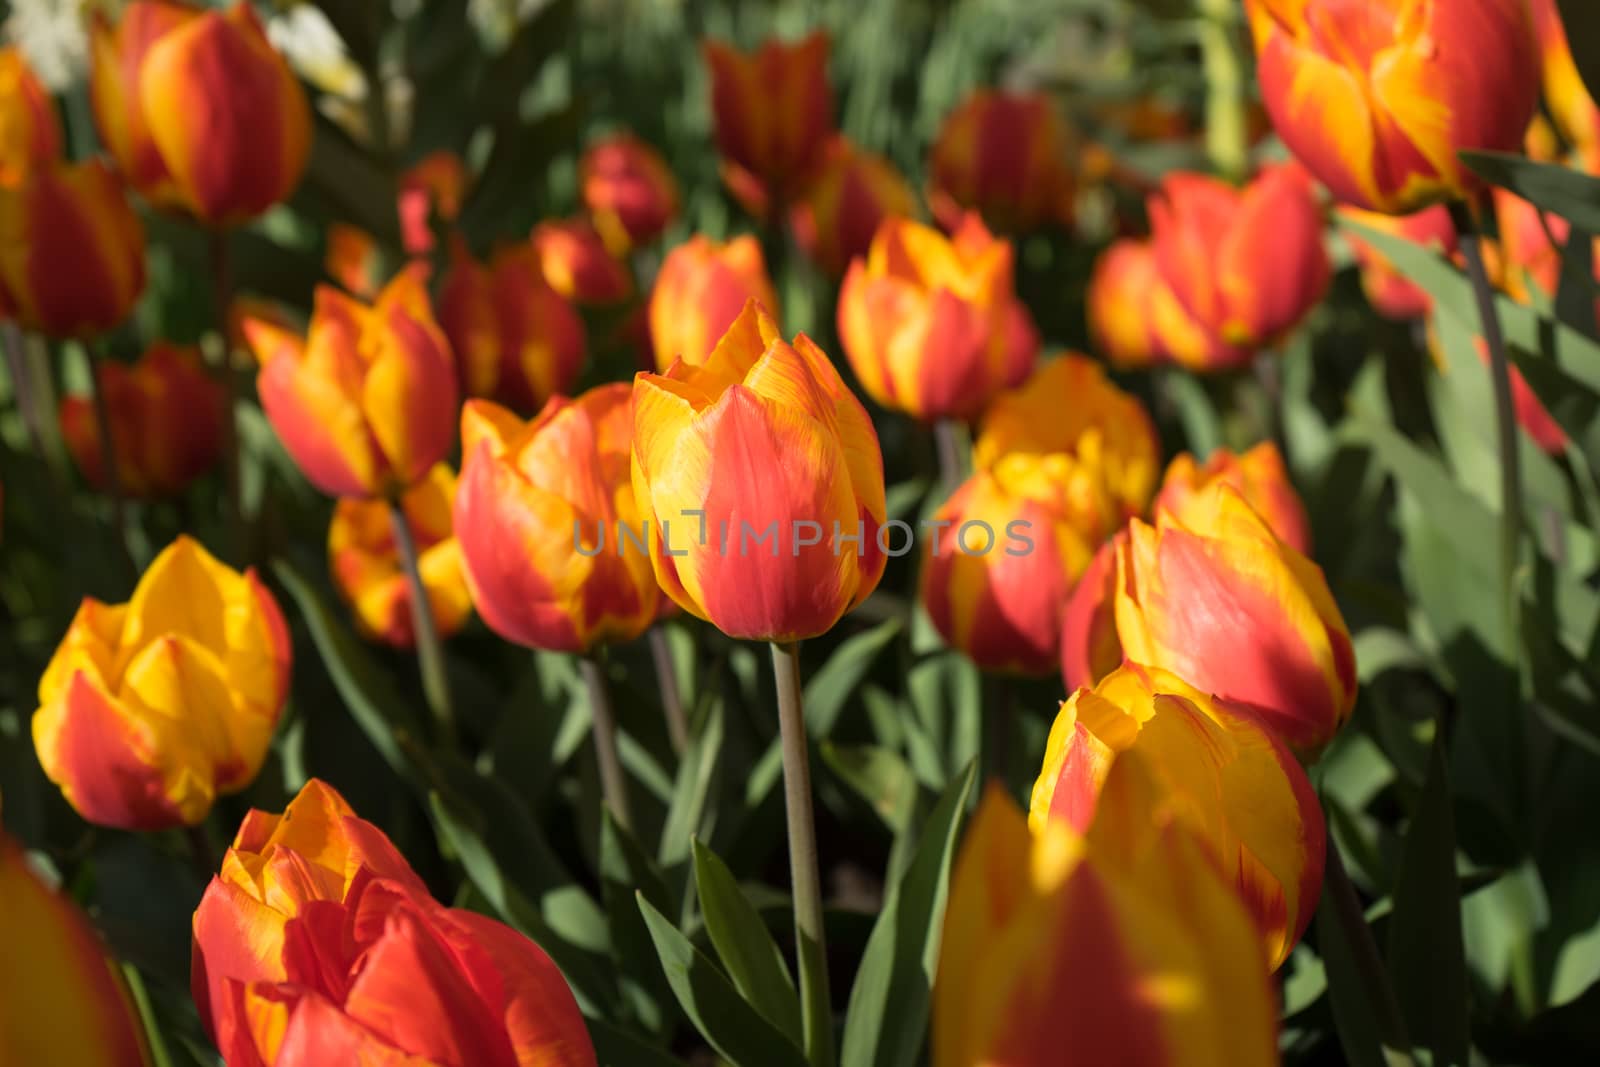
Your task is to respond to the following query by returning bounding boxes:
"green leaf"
[820,742,917,834]
[691,838,801,1043]
[803,618,904,737]
[1312,868,1390,1067]
[601,813,677,1034]
[1460,152,1600,235]
[659,695,726,869]
[838,759,978,1067]
[587,1018,688,1067]
[636,894,809,1067]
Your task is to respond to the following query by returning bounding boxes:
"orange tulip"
[533,217,634,305]
[837,214,1037,421]
[790,136,918,277]
[329,463,472,649]
[1059,530,1125,692]
[580,133,679,249]
[244,265,458,499]
[59,343,224,498]
[1340,204,1457,321]
[1,833,150,1066]
[192,779,597,1067]
[33,536,290,830]
[1154,442,1311,554]
[632,301,886,642]
[927,89,1074,233]
[324,222,383,300]
[0,46,62,187]
[398,150,469,256]
[90,0,311,223]
[648,233,778,370]
[1528,0,1600,166]
[0,159,145,338]
[1087,237,1247,371]
[1245,0,1540,213]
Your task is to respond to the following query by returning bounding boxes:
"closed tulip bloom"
[928,89,1074,233]
[533,218,634,305]
[1,834,150,1067]
[1114,483,1356,757]
[1087,237,1248,371]
[790,137,918,277]
[1154,442,1311,554]
[1340,204,1457,321]
[933,782,1279,1067]
[649,233,778,370]
[90,0,311,223]
[838,214,1036,421]
[1528,0,1600,165]
[1245,0,1540,214]
[0,159,145,337]
[329,463,472,649]
[580,133,679,249]
[632,301,886,642]
[192,779,597,1067]
[0,47,62,187]
[245,264,458,499]
[59,343,224,498]
[33,536,290,830]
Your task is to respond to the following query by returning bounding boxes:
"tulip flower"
[398,150,469,256]
[631,301,886,642]
[1031,664,1325,967]
[933,783,1279,1067]
[1340,204,1457,321]
[1,833,150,1066]
[580,133,679,250]
[329,463,472,649]
[1528,0,1600,166]
[1112,483,1356,757]
[838,214,1037,422]
[59,343,225,498]
[1149,163,1330,355]
[456,384,659,652]
[1245,0,1540,214]
[927,89,1074,233]
[324,222,383,299]
[244,264,458,499]
[32,536,290,830]
[790,137,918,277]
[90,0,311,223]
[703,31,832,217]
[192,779,597,1067]
[1154,442,1311,554]
[1087,237,1247,371]
[0,46,62,187]
[649,234,778,370]
[1059,530,1124,692]
[0,159,145,338]
[533,218,634,305]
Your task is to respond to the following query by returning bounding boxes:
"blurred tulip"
[703,31,832,216]
[649,233,778,369]
[245,264,457,498]
[0,159,145,337]
[1154,442,1311,554]
[398,150,469,256]
[33,536,290,830]
[1031,663,1325,968]
[1149,163,1330,354]
[1245,0,1539,213]
[1060,530,1124,692]
[455,385,659,652]
[330,463,471,649]
[1529,0,1600,165]
[790,137,918,276]
[90,0,311,223]
[632,301,886,642]
[838,214,1036,421]
[1494,188,1600,311]
[60,343,224,498]
[1112,483,1356,757]
[580,132,679,250]
[1340,204,1458,321]
[324,221,383,299]
[933,782,1279,1067]
[439,240,585,414]
[1,834,150,1066]
[0,46,62,187]
[192,779,597,1067]
[1086,237,1247,371]
[533,218,634,305]
[928,89,1074,233]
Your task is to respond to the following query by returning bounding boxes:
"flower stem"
[1197,0,1249,183]
[579,650,633,832]
[934,419,965,492]
[771,641,834,1067]
[1323,837,1415,1065]
[388,498,457,746]
[209,228,245,559]
[648,625,690,755]
[85,343,135,577]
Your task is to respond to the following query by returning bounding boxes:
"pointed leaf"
[803,618,904,737]
[691,838,801,1043]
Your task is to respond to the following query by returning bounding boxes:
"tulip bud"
[927,89,1074,233]
[1528,0,1600,167]
[0,46,62,187]
[533,218,634,305]
[90,0,311,223]
[1340,205,1458,321]
[1087,237,1247,371]
[1154,442,1311,554]
[1245,0,1540,213]
[838,214,1037,421]
[1,834,150,1066]
[398,150,469,256]
[649,234,778,370]
[33,536,291,830]
[632,301,886,642]
[790,137,917,277]
[580,133,679,250]
[192,779,597,1067]
[59,343,225,498]
[456,385,660,652]
[0,159,146,338]
[246,264,458,499]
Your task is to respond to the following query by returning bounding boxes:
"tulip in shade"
[533,217,635,305]
[632,301,886,642]
[324,221,383,300]
[1245,0,1540,214]
[580,133,680,250]
[0,46,62,187]
[32,536,291,830]
[932,782,1279,1067]
[1,834,150,1066]
[399,150,469,256]
[244,264,458,499]
[1528,0,1600,167]
[927,89,1075,233]
[192,779,597,1067]
[648,234,778,370]
[90,0,311,223]
[1339,204,1458,321]
[790,137,918,277]
[1086,237,1247,371]
[1154,441,1311,554]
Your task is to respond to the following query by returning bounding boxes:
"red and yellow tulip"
[580,133,680,250]
[1154,442,1311,554]
[33,536,290,830]
[927,89,1074,234]
[1060,531,1125,692]
[1087,237,1246,371]
[790,136,917,277]
[0,46,62,187]
[398,150,469,256]
[648,233,778,370]
[1340,204,1458,321]
[533,217,635,305]
[1528,0,1600,167]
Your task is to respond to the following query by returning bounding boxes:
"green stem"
[1197,0,1249,183]
[648,625,690,755]
[771,641,834,1067]
[1323,838,1415,1065]
[210,228,245,559]
[388,498,457,746]
[579,651,633,832]
[85,343,136,576]
[934,419,965,492]
[984,673,1013,788]
[120,963,176,1067]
